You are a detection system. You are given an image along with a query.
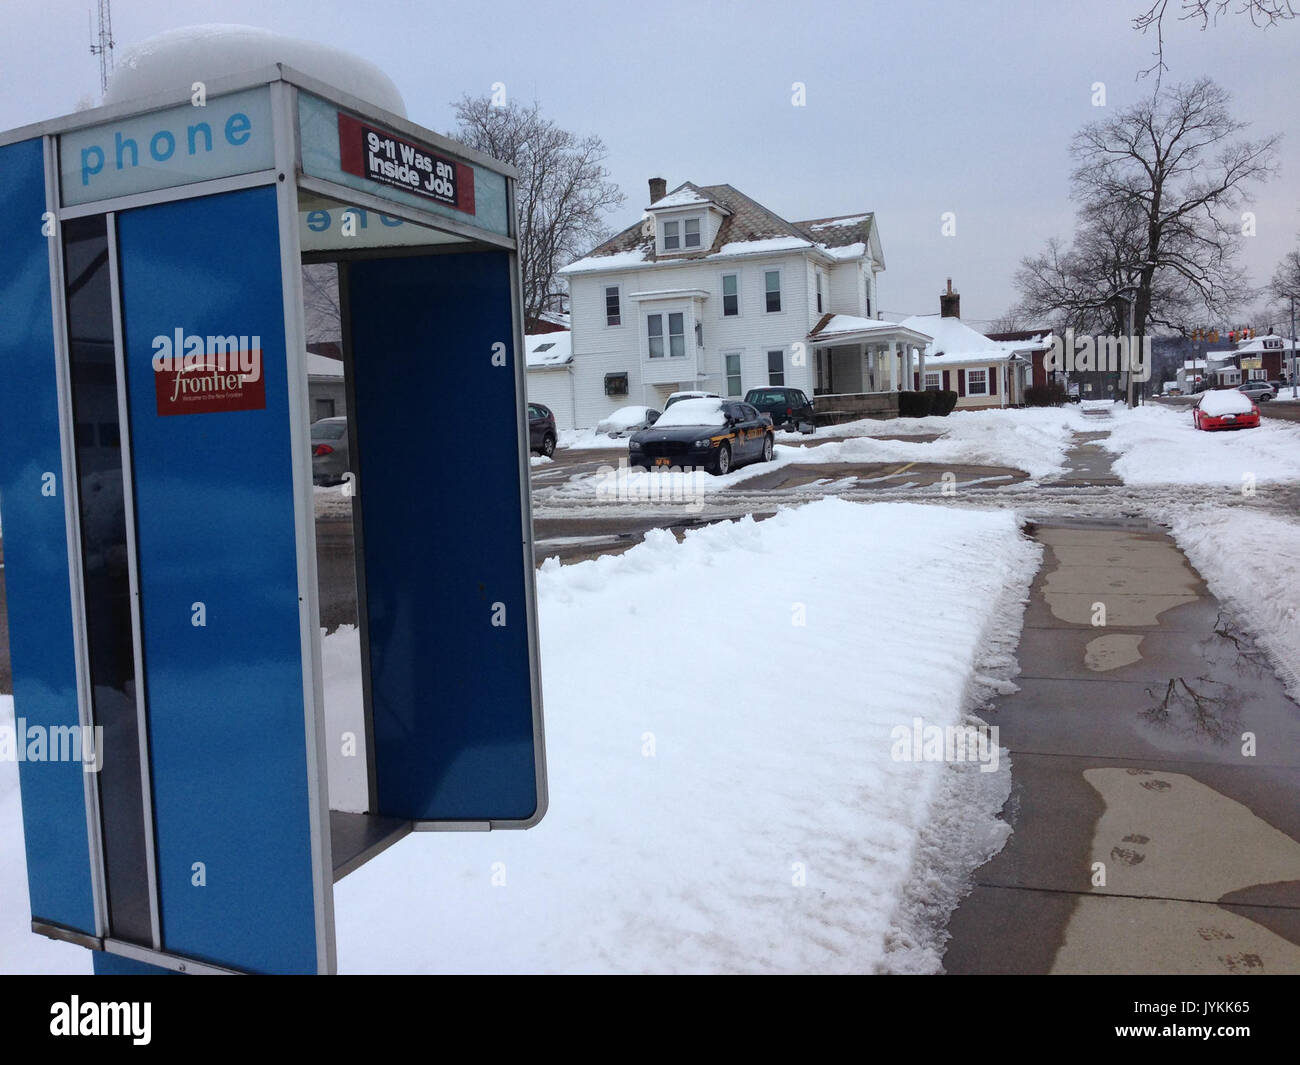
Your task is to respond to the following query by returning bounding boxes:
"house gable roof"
[560,182,878,275]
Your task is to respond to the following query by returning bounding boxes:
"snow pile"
[103,26,406,115]
[1100,404,1300,486]
[1169,509,1300,703]
[1198,389,1255,416]
[329,499,1034,973]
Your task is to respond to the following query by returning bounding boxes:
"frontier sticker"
[151,329,266,416]
[337,111,476,215]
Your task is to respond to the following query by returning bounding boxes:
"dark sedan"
[628,397,774,475]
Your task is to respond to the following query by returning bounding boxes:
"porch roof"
[807,313,932,347]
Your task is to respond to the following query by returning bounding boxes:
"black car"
[628,397,773,475]
[528,402,557,457]
[743,386,814,432]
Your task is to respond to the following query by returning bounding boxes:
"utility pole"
[89,0,114,96]
[1291,297,1297,401]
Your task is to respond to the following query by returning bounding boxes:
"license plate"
[655,457,672,466]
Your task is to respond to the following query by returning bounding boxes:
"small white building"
[557,178,933,427]
[524,330,576,429]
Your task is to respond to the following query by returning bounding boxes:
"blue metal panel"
[347,252,539,821]
[93,952,173,975]
[0,137,97,934]
[115,186,318,973]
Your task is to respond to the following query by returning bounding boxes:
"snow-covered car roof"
[598,405,656,428]
[1197,389,1255,416]
[654,398,727,427]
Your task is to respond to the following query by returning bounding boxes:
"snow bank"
[329,499,1035,973]
[1100,404,1300,486]
[1169,509,1300,703]
[103,26,406,115]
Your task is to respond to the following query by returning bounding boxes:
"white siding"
[526,367,576,430]
[565,251,824,426]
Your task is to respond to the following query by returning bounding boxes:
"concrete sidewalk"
[943,516,1300,974]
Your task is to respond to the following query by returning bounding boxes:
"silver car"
[1238,381,1275,402]
[311,416,350,485]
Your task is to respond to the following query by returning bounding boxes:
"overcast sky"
[5,0,1297,327]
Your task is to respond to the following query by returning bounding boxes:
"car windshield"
[312,421,347,440]
[747,391,785,405]
[1199,390,1254,416]
[654,398,727,427]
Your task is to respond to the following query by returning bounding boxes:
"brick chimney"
[648,177,667,204]
[940,278,960,319]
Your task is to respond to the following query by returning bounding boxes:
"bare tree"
[1134,1,1296,80]
[1270,235,1300,308]
[302,263,341,343]
[1014,78,1277,361]
[451,96,625,324]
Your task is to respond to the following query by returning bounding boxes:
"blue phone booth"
[0,61,546,975]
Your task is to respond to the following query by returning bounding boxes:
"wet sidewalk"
[943,517,1300,973]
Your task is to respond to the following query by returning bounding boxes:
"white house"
[896,283,1040,409]
[557,179,933,427]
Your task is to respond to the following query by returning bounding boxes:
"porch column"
[917,344,926,391]
[904,343,915,390]
[887,340,898,391]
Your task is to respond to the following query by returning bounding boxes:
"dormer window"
[660,216,703,253]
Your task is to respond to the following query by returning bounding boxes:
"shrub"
[1025,383,1068,407]
[898,390,937,418]
[929,390,959,416]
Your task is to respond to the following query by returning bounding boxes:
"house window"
[722,273,739,316]
[648,313,664,358]
[765,269,782,313]
[816,272,823,313]
[865,292,872,318]
[605,285,621,326]
[684,218,701,248]
[767,349,785,385]
[314,398,336,421]
[668,312,686,357]
[663,220,679,250]
[967,369,989,396]
[924,371,942,391]
[725,352,743,396]
[605,372,628,396]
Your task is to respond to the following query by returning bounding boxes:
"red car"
[1193,389,1260,431]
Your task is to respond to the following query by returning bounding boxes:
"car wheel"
[711,442,732,476]
[541,433,556,457]
[760,434,774,462]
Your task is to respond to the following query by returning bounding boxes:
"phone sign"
[337,112,475,215]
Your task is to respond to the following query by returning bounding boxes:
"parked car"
[311,416,350,485]
[744,386,815,432]
[1237,381,1275,402]
[664,390,720,408]
[596,405,660,437]
[1193,389,1260,431]
[528,402,557,457]
[628,398,774,475]
[1268,379,1292,395]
